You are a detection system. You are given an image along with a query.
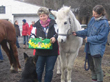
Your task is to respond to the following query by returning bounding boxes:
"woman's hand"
[72,32,77,36]
[85,37,87,43]
[50,37,56,43]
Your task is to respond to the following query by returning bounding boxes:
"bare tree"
[16,0,110,22]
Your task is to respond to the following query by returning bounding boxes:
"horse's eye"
[64,22,67,25]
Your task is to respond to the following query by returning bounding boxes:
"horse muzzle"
[58,36,66,43]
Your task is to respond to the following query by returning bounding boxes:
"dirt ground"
[0,44,110,82]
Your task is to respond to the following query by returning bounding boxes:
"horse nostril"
[61,39,63,42]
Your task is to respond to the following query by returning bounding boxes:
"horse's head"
[51,6,71,42]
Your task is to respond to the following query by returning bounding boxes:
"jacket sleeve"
[27,24,29,35]
[30,27,37,38]
[76,28,88,38]
[28,25,31,35]
[87,23,109,44]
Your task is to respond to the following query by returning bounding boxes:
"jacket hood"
[101,16,107,20]
[94,16,107,21]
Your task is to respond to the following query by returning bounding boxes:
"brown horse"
[0,19,21,72]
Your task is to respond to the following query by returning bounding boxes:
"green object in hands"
[28,38,52,49]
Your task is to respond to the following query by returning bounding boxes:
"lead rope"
[84,42,90,71]
[84,22,96,71]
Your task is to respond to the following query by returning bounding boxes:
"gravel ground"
[0,43,110,82]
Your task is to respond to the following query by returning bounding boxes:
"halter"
[58,18,73,37]
[58,32,73,36]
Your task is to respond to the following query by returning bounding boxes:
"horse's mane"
[57,6,68,19]
[69,9,81,31]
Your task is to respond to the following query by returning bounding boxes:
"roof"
[0,0,40,14]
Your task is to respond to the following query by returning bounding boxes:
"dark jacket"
[14,24,20,37]
[34,19,58,56]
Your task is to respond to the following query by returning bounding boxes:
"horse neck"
[69,11,81,32]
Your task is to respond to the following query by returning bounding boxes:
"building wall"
[14,15,39,35]
[0,0,40,35]
[0,5,14,22]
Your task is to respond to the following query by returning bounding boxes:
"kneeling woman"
[30,7,58,82]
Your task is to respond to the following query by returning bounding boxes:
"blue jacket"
[76,17,109,57]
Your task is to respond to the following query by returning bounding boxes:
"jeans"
[36,55,58,82]
[23,36,28,45]
[0,45,3,60]
[88,54,103,82]
[16,36,20,48]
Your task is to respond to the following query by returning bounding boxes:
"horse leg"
[60,51,67,82]
[9,42,21,72]
[57,55,61,74]
[67,52,78,82]
[1,41,15,71]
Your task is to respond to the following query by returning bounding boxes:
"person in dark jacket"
[73,5,109,82]
[30,7,58,82]
[22,19,29,48]
[14,20,20,48]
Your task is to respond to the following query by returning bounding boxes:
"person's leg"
[36,56,46,82]
[44,55,58,82]
[88,54,97,81]
[93,57,103,82]
[17,36,20,48]
[16,36,20,48]
[23,36,26,48]
[27,36,29,45]
[0,45,3,61]
[26,36,29,48]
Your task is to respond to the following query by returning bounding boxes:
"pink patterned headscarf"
[40,18,50,28]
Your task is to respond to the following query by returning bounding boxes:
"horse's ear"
[24,53,29,62]
[51,10,57,17]
[65,6,71,15]
[69,6,71,9]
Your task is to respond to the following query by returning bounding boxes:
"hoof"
[18,68,22,72]
[10,70,18,73]
[67,80,71,82]
[57,70,61,74]
[10,65,14,70]
[10,66,18,73]
[61,80,65,82]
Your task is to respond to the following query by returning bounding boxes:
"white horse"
[51,6,83,82]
